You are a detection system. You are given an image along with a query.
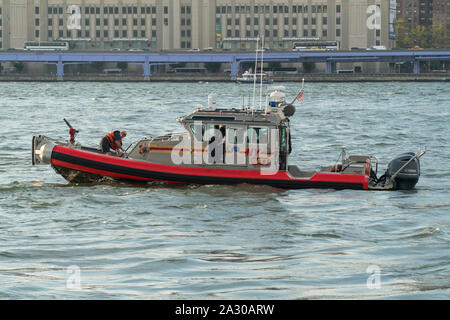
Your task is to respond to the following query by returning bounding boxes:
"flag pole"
[290,78,305,105]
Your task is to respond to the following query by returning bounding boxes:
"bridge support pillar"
[143,56,151,80]
[413,61,421,74]
[56,61,64,80]
[143,63,151,79]
[325,61,336,74]
[230,59,240,78]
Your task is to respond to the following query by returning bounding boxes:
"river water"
[0,81,448,299]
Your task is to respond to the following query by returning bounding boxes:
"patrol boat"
[235,70,273,84]
[31,86,426,191]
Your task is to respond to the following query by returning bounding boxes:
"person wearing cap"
[100,130,127,156]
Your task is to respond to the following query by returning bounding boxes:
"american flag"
[296,90,304,102]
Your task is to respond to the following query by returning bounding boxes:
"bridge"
[1,50,449,79]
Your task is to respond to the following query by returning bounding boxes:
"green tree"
[92,62,105,72]
[204,62,221,73]
[117,62,128,70]
[430,24,445,48]
[395,18,410,48]
[268,62,281,69]
[302,62,315,73]
[13,62,25,73]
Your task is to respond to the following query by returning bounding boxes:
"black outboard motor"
[385,152,421,190]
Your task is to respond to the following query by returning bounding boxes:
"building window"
[336,17,341,25]
[35,18,40,26]
[322,29,327,37]
[104,30,108,37]
[48,19,53,26]
[35,7,39,14]
[48,30,53,38]
[323,17,327,25]
[336,5,341,13]
[336,29,341,37]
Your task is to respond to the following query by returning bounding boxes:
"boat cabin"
[128,89,294,172]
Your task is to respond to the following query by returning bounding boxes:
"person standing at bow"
[100,130,127,156]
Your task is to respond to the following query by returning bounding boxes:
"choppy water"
[0,81,449,299]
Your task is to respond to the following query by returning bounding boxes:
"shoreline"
[0,74,448,82]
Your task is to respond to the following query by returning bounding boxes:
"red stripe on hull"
[52,145,368,189]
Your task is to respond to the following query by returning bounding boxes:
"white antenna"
[252,37,259,111]
[259,36,265,110]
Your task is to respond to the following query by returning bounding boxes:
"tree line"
[396,19,449,48]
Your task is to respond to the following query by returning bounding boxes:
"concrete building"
[0,0,394,51]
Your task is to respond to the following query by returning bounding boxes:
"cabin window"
[247,127,269,144]
[280,127,287,154]
[226,127,245,146]
[225,126,247,165]
[189,123,205,141]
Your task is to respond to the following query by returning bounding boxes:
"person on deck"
[100,130,127,156]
